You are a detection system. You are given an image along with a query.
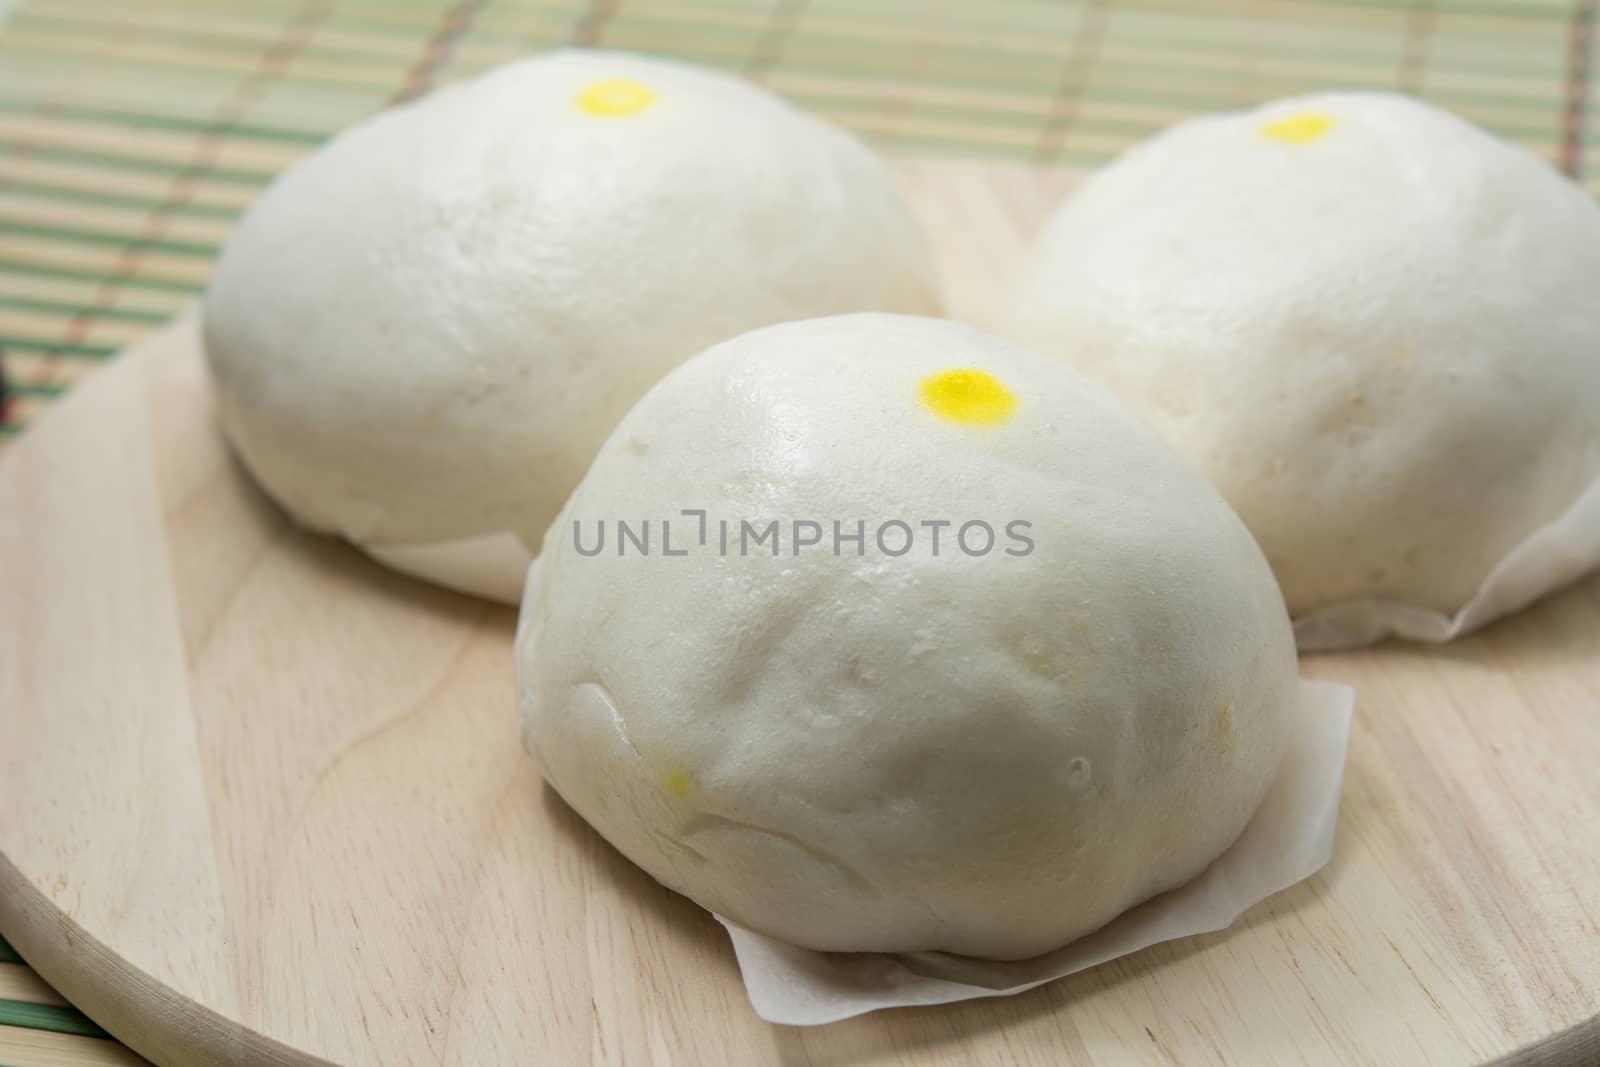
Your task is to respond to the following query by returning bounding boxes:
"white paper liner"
[1293,476,1600,651]
[362,531,533,604]
[714,679,1354,1026]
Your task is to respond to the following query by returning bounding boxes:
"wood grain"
[0,963,68,1007]
[0,161,1597,1066]
[0,1026,148,1067]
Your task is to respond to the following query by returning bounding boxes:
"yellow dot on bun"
[920,368,1018,426]
[575,77,658,117]
[1260,112,1337,144]
[661,769,693,797]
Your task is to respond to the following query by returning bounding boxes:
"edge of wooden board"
[0,771,327,1067]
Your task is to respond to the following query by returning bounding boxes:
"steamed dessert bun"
[516,314,1299,960]
[203,50,939,602]
[1006,92,1600,644]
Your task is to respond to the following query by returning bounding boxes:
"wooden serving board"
[2,161,1598,1067]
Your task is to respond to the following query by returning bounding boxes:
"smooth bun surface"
[1006,92,1600,621]
[517,313,1298,960]
[204,50,938,599]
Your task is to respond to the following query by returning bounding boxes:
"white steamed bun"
[203,50,939,601]
[1006,92,1600,637]
[516,314,1298,960]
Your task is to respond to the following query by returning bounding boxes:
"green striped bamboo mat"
[0,0,1595,1060]
[0,0,1597,437]
[3,930,118,1058]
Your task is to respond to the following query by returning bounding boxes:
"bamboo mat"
[0,0,1597,438]
[0,0,1596,1061]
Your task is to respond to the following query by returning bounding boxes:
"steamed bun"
[516,314,1298,960]
[1006,92,1600,636]
[203,50,939,601]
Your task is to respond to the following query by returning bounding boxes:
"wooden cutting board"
[1,161,1598,1067]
